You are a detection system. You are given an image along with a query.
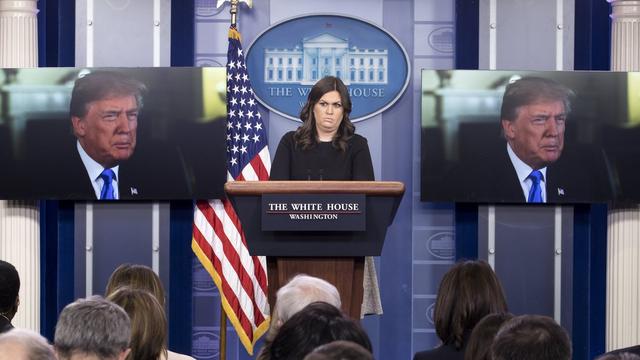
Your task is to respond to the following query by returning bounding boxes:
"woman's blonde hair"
[106,264,166,308]
[107,287,168,360]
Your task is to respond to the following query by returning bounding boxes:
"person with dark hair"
[445,76,612,203]
[270,76,380,316]
[303,340,373,360]
[0,329,56,360]
[268,302,372,360]
[0,260,20,334]
[464,312,513,360]
[413,260,508,360]
[54,296,131,360]
[270,76,373,181]
[491,314,571,360]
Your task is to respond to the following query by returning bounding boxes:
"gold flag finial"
[216,0,253,26]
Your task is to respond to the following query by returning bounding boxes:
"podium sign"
[225,181,404,257]
[261,193,365,231]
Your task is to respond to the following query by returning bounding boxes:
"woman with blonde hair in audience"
[106,263,166,308]
[107,287,194,360]
[106,264,193,360]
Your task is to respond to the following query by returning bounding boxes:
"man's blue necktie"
[527,170,543,203]
[99,169,116,200]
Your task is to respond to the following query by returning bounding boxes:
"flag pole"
[220,1,237,358]
[230,0,239,26]
[220,307,227,360]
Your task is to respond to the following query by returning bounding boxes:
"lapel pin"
[131,187,139,195]
[557,188,565,196]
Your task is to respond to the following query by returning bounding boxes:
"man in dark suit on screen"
[452,76,612,203]
[67,71,145,200]
[44,71,189,200]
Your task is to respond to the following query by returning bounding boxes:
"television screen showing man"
[428,75,613,203]
[70,71,145,200]
[0,67,229,200]
[35,70,193,200]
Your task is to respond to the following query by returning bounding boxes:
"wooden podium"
[225,181,404,319]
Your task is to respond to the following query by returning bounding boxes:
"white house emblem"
[264,33,388,86]
[246,15,409,122]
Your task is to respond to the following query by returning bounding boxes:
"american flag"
[192,25,271,355]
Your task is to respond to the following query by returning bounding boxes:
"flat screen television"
[420,69,640,204]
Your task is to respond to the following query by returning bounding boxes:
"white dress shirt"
[506,143,547,203]
[77,141,120,199]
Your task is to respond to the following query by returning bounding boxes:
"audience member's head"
[434,260,508,350]
[0,329,56,360]
[105,264,166,308]
[269,302,371,360]
[303,340,373,360]
[491,314,571,360]
[54,296,131,360]
[464,312,514,360]
[0,260,20,327]
[597,353,640,360]
[269,274,341,338]
[106,287,167,360]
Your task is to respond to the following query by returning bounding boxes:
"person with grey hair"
[599,344,640,359]
[597,353,640,360]
[0,329,56,360]
[40,71,190,200]
[54,296,131,360]
[271,274,341,328]
[257,274,341,360]
[445,76,612,203]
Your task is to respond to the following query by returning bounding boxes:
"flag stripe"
[193,202,263,343]
[214,201,268,321]
[192,222,252,332]
[196,200,267,327]
[259,146,272,172]
[241,161,259,181]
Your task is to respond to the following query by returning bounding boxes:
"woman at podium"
[270,76,374,181]
[270,76,381,316]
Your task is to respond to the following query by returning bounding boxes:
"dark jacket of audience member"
[491,314,571,360]
[413,260,508,360]
[464,313,513,360]
[303,340,373,360]
[0,260,20,334]
[267,302,371,360]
